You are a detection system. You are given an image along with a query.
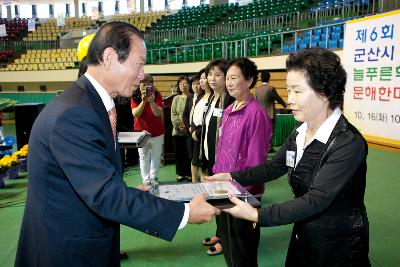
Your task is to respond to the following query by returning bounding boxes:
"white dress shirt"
[295,107,342,168]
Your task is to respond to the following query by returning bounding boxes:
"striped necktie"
[108,106,117,141]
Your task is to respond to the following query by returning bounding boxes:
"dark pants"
[204,158,220,239]
[204,157,215,177]
[270,118,276,148]
[119,148,138,170]
[219,202,261,267]
[173,136,191,176]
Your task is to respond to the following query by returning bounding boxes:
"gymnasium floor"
[0,122,399,266]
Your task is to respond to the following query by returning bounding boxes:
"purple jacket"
[213,96,272,195]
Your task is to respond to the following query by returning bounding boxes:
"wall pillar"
[74,0,79,18]
[49,4,54,18]
[140,0,144,12]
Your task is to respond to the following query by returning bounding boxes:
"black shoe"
[120,251,128,260]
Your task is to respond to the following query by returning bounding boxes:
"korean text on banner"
[343,10,400,148]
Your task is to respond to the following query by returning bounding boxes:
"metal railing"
[0,40,61,52]
[144,0,372,44]
[144,12,300,43]
[301,0,373,25]
[146,21,346,65]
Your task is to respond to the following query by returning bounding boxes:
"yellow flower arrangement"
[0,145,28,174]
[13,145,28,159]
[1,155,19,168]
[0,158,8,174]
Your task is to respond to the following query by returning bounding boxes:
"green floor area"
[0,146,399,266]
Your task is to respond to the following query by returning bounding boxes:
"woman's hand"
[147,94,155,103]
[204,172,232,182]
[178,123,186,132]
[224,195,259,222]
[141,92,148,103]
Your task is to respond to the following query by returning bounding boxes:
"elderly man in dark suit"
[255,70,287,152]
[15,22,219,267]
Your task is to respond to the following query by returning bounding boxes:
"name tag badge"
[286,151,295,167]
[213,108,223,118]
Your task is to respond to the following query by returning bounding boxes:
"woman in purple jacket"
[213,58,272,267]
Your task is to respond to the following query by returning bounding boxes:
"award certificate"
[157,181,242,202]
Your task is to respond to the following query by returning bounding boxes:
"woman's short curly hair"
[228,57,258,89]
[286,47,347,110]
[175,76,191,95]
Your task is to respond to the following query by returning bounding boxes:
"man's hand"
[188,194,220,224]
[223,195,258,222]
[204,172,232,182]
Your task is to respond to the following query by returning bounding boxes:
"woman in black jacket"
[201,59,234,256]
[207,48,370,267]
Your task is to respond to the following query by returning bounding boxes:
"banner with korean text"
[343,10,400,149]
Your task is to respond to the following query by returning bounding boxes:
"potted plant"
[2,155,20,179]
[13,145,28,172]
[0,157,9,188]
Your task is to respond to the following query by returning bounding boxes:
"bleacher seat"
[0,18,28,41]
[23,17,96,41]
[338,38,344,48]
[112,11,166,32]
[1,48,78,71]
[328,39,338,48]
[150,3,237,31]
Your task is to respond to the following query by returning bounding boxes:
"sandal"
[177,176,186,182]
[202,236,220,246]
[207,243,223,256]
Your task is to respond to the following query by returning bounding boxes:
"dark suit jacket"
[255,83,287,119]
[15,76,185,267]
